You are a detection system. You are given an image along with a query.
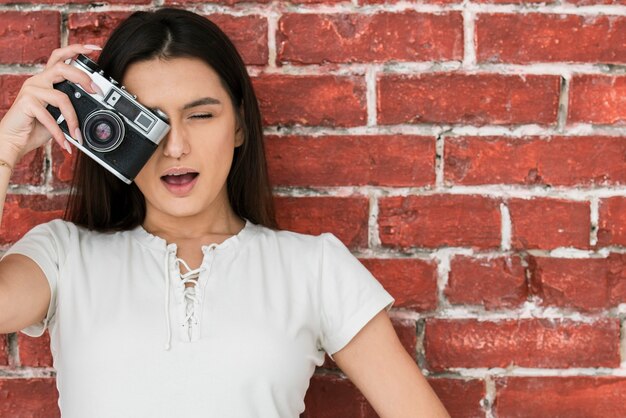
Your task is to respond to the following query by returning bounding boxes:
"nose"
[162,122,190,159]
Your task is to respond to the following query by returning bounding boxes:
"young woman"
[0,8,449,417]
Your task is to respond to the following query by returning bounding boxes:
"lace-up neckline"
[129,219,255,351]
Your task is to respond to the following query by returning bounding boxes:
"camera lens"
[83,110,125,152]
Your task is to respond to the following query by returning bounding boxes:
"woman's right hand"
[0,44,103,165]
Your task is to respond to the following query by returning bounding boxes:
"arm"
[0,44,99,334]
[332,309,450,418]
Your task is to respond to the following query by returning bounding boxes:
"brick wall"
[1,0,625,417]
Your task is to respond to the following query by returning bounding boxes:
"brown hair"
[64,8,277,230]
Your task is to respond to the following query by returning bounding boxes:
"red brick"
[568,0,626,4]
[0,12,60,64]
[598,197,626,246]
[277,12,463,64]
[359,0,461,4]
[50,143,76,187]
[477,14,626,64]
[569,75,626,125]
[255,75,366,127]
[474,0,554,3]
[0,379,59,418]
[427,378,485,418]
[68,13,267,66]
[0,75,29,120]
[0,195,66,245]
[378,73,560,126]
[378,195,501,249]
[165,0,270,4]
[529,254,626,311]
[302,373,374,417]
[274,196,369,249]
[18,332,52,367]
[446,256,527,309]
[508,198,590,250]
[424,318,619,370]
[265,135,435,187]
[361,258,438,311]
[0,0,148,3]
[205,15,268,66]
[495,377,626,417]
[67,12,130,55]
[0,335,7,366]
[445,136,626,186]
[11,149,45,186]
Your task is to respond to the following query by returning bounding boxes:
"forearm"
[0,140,21,226]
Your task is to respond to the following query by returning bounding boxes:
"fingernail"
[74,128,83,144]
[84,44,102,51]
[64,141,72,155]
[90,82,104,96]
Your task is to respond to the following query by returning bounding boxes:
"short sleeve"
[319,233,395,360]
[1,220,67,337]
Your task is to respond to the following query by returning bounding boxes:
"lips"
[160,167,199,196]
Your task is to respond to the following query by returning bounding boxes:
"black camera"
[46,54,170,184]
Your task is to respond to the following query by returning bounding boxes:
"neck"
[142,204,244,244]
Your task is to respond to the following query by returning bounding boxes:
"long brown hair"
[64,8,277,231]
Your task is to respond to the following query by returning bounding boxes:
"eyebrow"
[182,97,222,110]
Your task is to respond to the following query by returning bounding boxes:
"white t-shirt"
[3,218,394,418]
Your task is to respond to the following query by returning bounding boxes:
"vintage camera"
[46,54,170,184]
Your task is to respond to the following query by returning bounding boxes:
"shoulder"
[251,223,337,253]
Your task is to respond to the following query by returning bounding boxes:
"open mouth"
[160,172,199,186]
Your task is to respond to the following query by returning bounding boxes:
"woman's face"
[122,57,244,223]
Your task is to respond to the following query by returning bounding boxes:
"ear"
[234,104,245,148]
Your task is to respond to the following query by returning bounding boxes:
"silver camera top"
[68,54,170,146]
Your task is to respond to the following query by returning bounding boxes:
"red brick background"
[2,1,626,417]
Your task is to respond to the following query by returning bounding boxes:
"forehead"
[122,57,228,109]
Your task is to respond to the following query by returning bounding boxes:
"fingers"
[45,44,101,70]
[21,85,82,152]
[45,61,103,95]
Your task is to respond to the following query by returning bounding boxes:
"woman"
[0,8,449,417]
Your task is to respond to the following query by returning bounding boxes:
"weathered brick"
[18,332,52,367]
[205,15,268,66]
[378,195,501,249]
[598,197,626,246]
[445,136,626,186]
[359,0,461,4]
[0,0,148,3]
[569,75,626,125]
[424,318,620,370]
[277,12,463,64]
[0,75,29,120]
[477,14,626,64]
[68,13,268,66]
[302,373,374,417]
[446,256,527,309]
[0,195,66,245]
[0,335,7,366]
[378,73,560,126]
[508,198,590,250]
[254,75,367,127]
[265,135,435,187]
[495,377,626,417]
[11,149,45,186]
[428,378,485,418]
[529,254,626,311]
[361,258,438,311]
[0,379,59,418]
[67,12,130,54]
[274,196,369,249]
[0,12,60,64]
[165,0,270,4]
[50,144,75,187]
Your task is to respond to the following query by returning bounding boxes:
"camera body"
[46,54,170,184]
